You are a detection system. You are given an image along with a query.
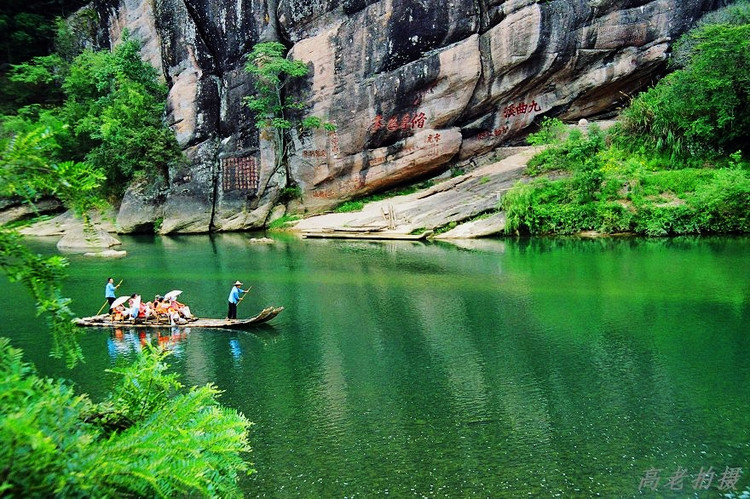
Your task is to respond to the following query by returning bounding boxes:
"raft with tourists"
[74,305,284,330]
[81,285,283,330]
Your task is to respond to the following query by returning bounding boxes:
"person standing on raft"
[227,280,249,319]
[105,277,117,313]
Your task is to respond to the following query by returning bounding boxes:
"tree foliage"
[0,1,92,113]
[243,41,310,131]
[0,0,89,66]
[0,122,104,367]
[0,123,103,214]
[5,33,183,199]
[243,41,334,191]
[0,340,253,497]
[61,36,182,197]
[618,2,750,160]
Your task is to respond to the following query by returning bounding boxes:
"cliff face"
[96,0,726,233]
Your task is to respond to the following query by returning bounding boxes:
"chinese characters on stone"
[503,100,542,118]
[302,130,340,160]
[328,129,340,155]
[303,150,328,158]
[474,100,543,141]
[638,466,742,492]
[221,156,259,192]
[371,112,427,133]
[476,126,510,141]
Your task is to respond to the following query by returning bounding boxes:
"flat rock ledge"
[292,147,539,240]
[57,225,122,252]
[16,210,122,252]
[20,210,117,236]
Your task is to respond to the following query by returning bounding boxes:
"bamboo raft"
[74,306,284,330]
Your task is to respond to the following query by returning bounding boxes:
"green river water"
[1,234,748,497]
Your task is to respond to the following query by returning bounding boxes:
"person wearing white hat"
[227,280,249,319]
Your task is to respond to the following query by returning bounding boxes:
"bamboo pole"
[236,286,252,307]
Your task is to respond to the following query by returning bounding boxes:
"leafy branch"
[0,340,253,496]
[243,41,335,196]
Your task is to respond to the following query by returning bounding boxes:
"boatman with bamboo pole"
[103,277,120,314]
[227,280,250,320]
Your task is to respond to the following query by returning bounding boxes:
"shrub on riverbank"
[618,5,750,161]
[503,122,749,236]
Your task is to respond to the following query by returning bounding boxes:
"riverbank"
[17,118,746,242]
[12,145,541,243]
[291,146,539,239]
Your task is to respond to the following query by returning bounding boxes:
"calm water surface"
[1,234,748,497]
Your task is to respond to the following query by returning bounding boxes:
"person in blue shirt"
[105,277,117,313]
[227,280,249,319]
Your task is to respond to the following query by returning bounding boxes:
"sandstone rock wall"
[97,0,726,233]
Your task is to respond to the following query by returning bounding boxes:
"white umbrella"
[111,296,130,309]
[164,290,183,301]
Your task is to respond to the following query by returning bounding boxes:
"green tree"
[5,32,183,200]
[243,41,334,193]
[619,3,750,159]
[60,35,183,198]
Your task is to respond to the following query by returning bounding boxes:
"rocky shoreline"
[12,145,536,247]
[291,146,539,239]
[12,122,623,246]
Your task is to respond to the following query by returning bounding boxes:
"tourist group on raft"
[105,277,251,324]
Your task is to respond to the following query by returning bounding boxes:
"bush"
[502,179,598,234]
[639,169,714,198]
[525,123,606,175]
[618,5,750,160]
[632,203,698,236]
[596,202,633,233]
[526,117,567,146]
[691,168,750,233]
[0,340,253,497]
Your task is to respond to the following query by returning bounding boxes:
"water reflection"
[2,235,748,496]
[106,327,190,359]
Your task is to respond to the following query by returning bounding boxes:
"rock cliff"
[93,0,727,233]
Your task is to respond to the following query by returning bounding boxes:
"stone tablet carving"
[221,157,258,192]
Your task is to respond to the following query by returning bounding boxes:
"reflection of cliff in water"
[107,328,191,359]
